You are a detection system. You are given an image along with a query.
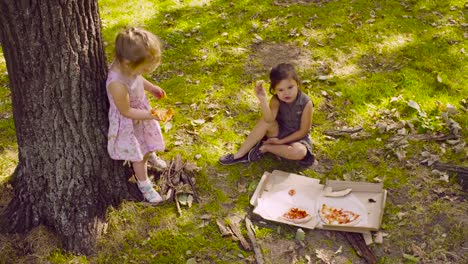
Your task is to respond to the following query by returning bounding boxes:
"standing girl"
[220,63,315,167]
[106,27,167,203]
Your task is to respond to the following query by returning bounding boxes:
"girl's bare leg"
[261,142,307,160]
[133,159,163,203]
[132,160,148,181]
[233,120,279,159]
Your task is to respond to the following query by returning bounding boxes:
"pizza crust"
[323,187,352,197]
[281,214,313,224]
[281,208,313,224]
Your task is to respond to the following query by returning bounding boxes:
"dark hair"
[269,63,301,95]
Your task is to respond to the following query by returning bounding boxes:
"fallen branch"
[228,219,251,251]
[245,217,264,264]
[181,168,199,203]
[174,193,182,215]
[324,126,363,137]
[389,133,457,143]
[431,162,468,190]
[151,155,199,210]
[432,162,468,175]
[216,219,233,237]
[342,232,377,264]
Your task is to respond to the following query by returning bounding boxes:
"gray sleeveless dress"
[274,90,315,166]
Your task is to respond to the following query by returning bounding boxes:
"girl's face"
[274,78,299,104]
[130,57,160,75]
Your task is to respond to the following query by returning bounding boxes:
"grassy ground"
[1,0,467,263]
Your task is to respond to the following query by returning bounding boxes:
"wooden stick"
[432,162,468,174]
[228,221,251,251]
[245,217,264,264]
[174,193,182,215]
[183,171,199,203]
[389,133,457,143]
[431,162,468,190]
[324,126,363,137]
[216,219,233,237]
[342,232,377,264]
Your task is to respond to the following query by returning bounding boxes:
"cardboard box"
[250,170,387,233]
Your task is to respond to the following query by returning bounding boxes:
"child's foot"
[248,141,264,162]
[219,153,249,165]
[138,181,163,203]
[148,153,167,169]
[297,154,315,167]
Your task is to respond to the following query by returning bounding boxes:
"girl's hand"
[143,79,166,99]
[150,87,166,99]
[264,137,281,145]
[148,109,160,120]
[254,80,267,100]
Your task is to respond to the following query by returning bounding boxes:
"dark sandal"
[219,153,249,165]
[248,141,264,162]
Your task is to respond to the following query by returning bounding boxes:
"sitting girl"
[220,63,315,167]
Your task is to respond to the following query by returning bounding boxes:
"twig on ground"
[174,193,182,215]
[388,133,457,143]
[228,217,251,251]
[428,162,468,190]
[216,219,233,237]
[324,126,363,137]
[245,217,264,264]
[342,232,377,264]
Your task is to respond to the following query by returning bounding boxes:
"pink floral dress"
[106,70,165,162]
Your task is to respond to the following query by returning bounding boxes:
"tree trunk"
[0,0,141,254]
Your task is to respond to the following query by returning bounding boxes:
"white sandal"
[148,153,167,169]
[138,184,163,203]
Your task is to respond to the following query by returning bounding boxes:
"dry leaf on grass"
[315,248,333,264]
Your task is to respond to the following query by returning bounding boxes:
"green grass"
[0,46,17,186]
[0,0,467,263]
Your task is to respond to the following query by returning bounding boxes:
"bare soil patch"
[246,43,315,79]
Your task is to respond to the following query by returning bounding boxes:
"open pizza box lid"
[250,170,387,233]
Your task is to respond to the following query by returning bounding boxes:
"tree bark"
[0,0,141,254]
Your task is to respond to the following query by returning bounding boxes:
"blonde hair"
[114,27,161,69]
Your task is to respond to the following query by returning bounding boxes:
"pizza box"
[250,170,387,233]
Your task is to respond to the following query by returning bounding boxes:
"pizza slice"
[150,107,175,122]
[319,204,360,225]
[281,207,313,224]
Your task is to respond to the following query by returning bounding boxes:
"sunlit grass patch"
[0,147,17,184]
[99,0,158,30]
[375,34,414,54]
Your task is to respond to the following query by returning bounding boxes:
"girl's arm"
[108,82,155,120]
[143,78,166,99]
[263,97,279,123]
[269,100,313,144]
[255,81,278,123]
